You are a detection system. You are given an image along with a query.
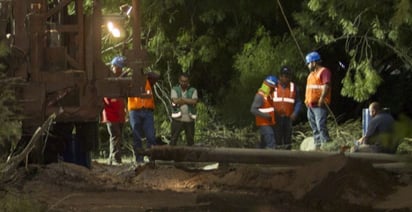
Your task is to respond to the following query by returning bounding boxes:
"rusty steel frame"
[9,0,147,133]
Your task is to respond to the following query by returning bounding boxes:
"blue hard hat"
[111,56,125,68]
[305,51,321,64]
[264,75,278,87]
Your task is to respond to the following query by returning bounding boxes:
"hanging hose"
[276,0,305,62]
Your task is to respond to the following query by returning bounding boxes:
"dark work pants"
[170,120,195,146]
[106,122,124,163]
[274,115,292,149]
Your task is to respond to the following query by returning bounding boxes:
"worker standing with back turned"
[304,51,332,150]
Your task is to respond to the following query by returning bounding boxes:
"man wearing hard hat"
[304,51,332,150]
[251,75,278,148]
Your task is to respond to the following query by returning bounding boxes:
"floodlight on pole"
[107,21,121,38]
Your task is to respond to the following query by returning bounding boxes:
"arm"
[291,87,302,120]
[358,117,379,144]
[103,97,111,105]
[250,94,271,119]
[174,97,197,105]
[318,83,330,107]
[172,88,198,105]
[318,68,331,107]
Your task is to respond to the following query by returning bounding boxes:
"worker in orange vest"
[304,51,332,150]
[128,71,160,163]
[272,66,302,150]
[251,75,278,148]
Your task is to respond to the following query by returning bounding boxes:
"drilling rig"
[1,0,148,167]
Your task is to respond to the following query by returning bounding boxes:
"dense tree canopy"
[295,0,412,114]
[0,0,411,159]
[130,0,412,124]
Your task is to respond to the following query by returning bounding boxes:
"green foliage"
[393,114,412,154]
[234,26,277,87]
[341,59,382,101]
[307,0,322,11]
[391,0,411,27]
[0,42,21,161]
[99,0,412,134]
[339,19,358,36]
[296,0,412,103]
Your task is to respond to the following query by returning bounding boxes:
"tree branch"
[0,113,57,183]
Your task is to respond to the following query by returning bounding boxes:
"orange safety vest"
[305,68,331,106]
[273,82,296,117]
[127,80,155,110]
[255,91,276,126]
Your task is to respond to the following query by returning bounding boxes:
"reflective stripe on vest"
[258,107,275,113]
[273,82,296,117]
[306,84,323,89]
[172,111,182,118]
[273,82,296,103]
[305,68,331,105]
[255,92,276,126]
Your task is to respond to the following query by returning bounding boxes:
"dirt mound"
[296,155,398,211]
[2,154,410,211]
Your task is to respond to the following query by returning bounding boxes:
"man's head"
[369,101,382,117]
[111,56,125,76]
[178,72,190,90]
[305,51,321,71]
[279,66,292,85]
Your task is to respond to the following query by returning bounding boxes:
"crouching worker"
[353,102,398,153]
[251,76,278,149]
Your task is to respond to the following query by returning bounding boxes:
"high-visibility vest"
[171,85,197,119]
[273,82,296,117]
[127,80,155,110]
[255,91,276,126]
[305,68,331,106]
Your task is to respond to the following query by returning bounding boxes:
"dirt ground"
[3,153,412,211]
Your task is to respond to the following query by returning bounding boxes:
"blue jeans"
[307,106,330,146]
[259,125,276,148]
[129,109,156,162]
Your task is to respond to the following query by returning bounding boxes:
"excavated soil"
[2,154,412,211]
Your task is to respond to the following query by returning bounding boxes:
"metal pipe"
[146,146,411,165]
